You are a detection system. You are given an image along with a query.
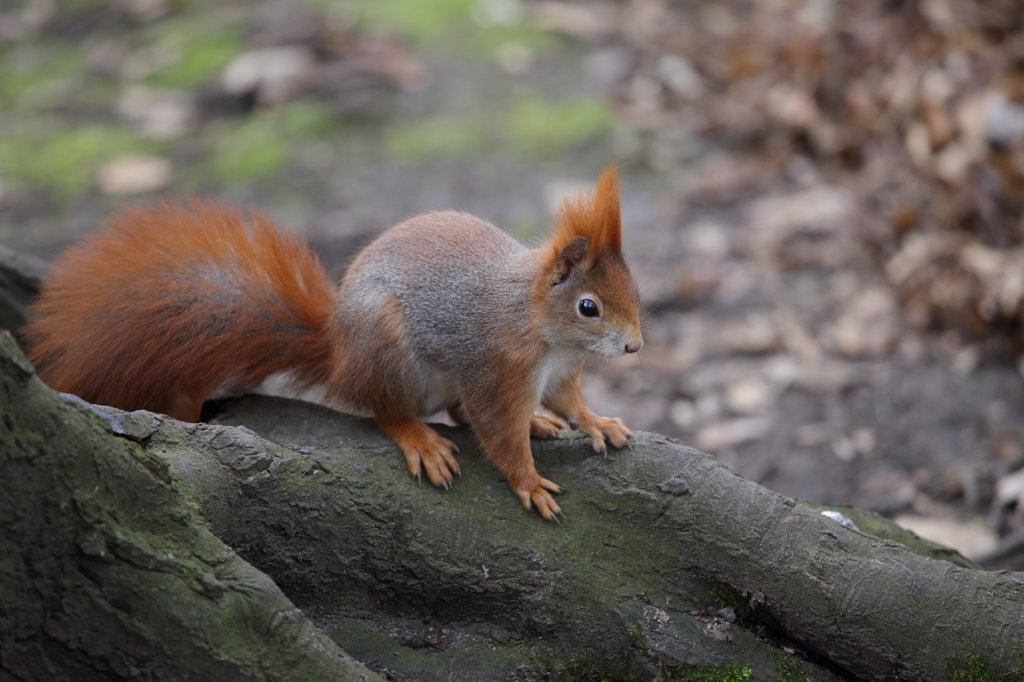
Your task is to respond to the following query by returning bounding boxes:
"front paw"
[514,476,565,521]
[579,415,633,454]
[530,412,566,439]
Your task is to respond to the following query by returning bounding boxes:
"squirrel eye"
[578,299,599,318]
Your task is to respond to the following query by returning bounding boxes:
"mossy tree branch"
[0,332,382,682]
[3,318,1023,680]
[165,391,1023,681]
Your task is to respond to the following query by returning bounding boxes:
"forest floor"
[2,0,1023,569]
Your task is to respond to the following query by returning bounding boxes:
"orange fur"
[456,348,565,520]
[25,199,336,421]
[543,365,632,454]
[546,163,621,264]
[376,416,461,489]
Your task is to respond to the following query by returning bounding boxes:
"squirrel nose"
[625,341,642,354]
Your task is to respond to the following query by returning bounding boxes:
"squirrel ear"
[553,236,589,285]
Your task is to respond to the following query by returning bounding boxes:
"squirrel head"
[536,164,643,358]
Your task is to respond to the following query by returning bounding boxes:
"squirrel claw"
[530,412,567,439]
[388,421,462,490]
[538,476,563,494]
[517,477,566,521]
[532,493,562,521]
[579,415,632,453]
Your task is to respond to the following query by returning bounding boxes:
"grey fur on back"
[338,210,540,378]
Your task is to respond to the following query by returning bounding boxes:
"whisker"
[641,291,671,323]
[536,347,587,387]
[547,348,584,371]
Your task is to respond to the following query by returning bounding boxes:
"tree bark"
[0,244,44,340]
[190,396,1024,682]
[0,331,382,682]
[3,323,1023,681]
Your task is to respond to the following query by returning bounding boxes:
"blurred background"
[3,0,1024,569]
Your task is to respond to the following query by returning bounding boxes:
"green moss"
[800,503,979,569]
[328,619,532,681]
[202,130,286,187]
[548,655,639,682]
[681,663,752,682]
[149,35,240,89]
[708,583,754,626]
[768,650,820,681]
[349,0,475,44]
[201,101,339,185]
[144,9,243,89]
[945,647,1024,682]
[385,117,485,163]
[0,43,90,109]
[338,0,559,58]
[277,99,340,136]
[0,122,154,200]
[55,0,110,8]
[471,24,562,54]
[384,96,611,165]
[627,622,646,650]
[506,97,612,157]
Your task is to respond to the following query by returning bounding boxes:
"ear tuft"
[545,163,622,270]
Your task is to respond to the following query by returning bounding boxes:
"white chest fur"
[537,345,582,400]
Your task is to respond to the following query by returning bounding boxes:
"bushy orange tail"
[25,199,337,421]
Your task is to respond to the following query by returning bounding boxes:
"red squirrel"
[25,164,642,520]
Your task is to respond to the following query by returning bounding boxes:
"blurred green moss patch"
[506,97,612,157]
[200,100,341,185]
[385,117,485,164]
[53,0,109,10]
[143,10,244,89]
[0,123,155,201]
[344,0,558,57]
[0,43,89,110]
[348,0,476,44]
[384,95,611,164]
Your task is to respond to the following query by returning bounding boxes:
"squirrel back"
[25,199,336,421]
